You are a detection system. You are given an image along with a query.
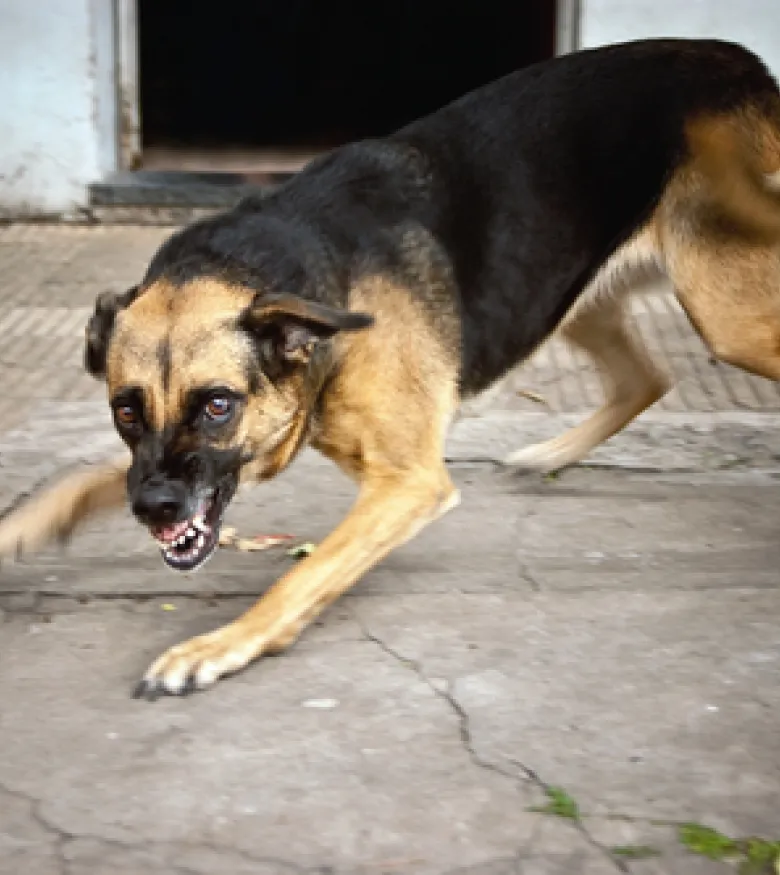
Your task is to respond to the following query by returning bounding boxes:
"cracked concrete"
[3,442,779,873]
[1,226,779,873]
[0,602,596,874]
[358,618,631,873]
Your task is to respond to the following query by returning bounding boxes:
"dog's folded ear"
[241,294,374,367]
[84,285,142,379]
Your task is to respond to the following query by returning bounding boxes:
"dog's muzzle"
[131,477,224,572]
[149,492,221,572]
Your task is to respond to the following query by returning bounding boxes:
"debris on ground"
[678,823,780,873]
[516,389,551,407]
[528,785,580,820]
[218,527,296,553]
[287,542,317,559]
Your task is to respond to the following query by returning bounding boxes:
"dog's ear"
[241,294,374,368]
[84,285,141,379]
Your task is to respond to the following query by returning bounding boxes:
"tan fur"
[110,278,316,480]
[0,456,129,556]
[110,279,257,432]
[685,111,780,241]
[658,111,780,381]
[313,277,460,478]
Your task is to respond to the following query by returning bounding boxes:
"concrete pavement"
[0,225,778,874]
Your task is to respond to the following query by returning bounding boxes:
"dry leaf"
[218,526,238,547]
[220,527,295,552]
[236,535,294,553]
[161,603,176,611]
[516,389,550,406]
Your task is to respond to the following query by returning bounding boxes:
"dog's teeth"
[197,534,205,549]
[186,527,195,538]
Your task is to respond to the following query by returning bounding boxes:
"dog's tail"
[686,113,780,242]
[0,457,129,559]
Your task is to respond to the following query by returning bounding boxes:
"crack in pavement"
[505,761,631,874]
[0,780,75,875]
[446,454,766,475]
[353,612,630,874]
[0,780,311,875]
[516,506,542,593]
[354,613,522,787]
[517,564,542,592]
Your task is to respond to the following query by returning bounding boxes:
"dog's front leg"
[134,467,459,698]
[0,456,130,558]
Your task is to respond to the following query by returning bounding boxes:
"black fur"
[126,422,246,529]
[130,39,780,395]
[85,285,141,378]
[241,293,373,378]
[156,339,173,392]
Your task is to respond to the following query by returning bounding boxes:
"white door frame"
[556,0,582,54]
[116,0,141,170]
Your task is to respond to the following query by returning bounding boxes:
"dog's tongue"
[152,519,190,544]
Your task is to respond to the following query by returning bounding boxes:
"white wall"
[0,0,117,217]
[580,0,780,79]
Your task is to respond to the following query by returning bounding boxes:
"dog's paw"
[133,624,261,699]
[502,438,577,473]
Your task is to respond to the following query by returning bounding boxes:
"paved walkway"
[0,225,778,875]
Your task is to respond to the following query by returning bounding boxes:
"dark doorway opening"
[138,1,556,172]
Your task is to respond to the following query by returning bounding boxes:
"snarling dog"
[3,38,780,696]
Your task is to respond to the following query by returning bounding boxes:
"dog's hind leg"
[665,239,780,382]
[507,108,780,474]
[0,456,129,558]
[660,112,780,382]
[504,298,669,472]
[504,225,670,473]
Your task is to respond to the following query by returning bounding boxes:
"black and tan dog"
[2,38,780,696]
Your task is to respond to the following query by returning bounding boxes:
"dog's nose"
[132,477,187,525]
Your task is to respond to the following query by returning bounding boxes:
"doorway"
[133,1,559,175]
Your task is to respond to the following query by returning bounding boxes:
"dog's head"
[85,255,372,572]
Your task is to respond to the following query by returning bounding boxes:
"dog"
[2,38,780,697]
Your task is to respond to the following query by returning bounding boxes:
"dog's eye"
[204,396,233,423]
[115,405,138,427]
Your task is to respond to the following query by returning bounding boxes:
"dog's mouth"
[149,495,221,572]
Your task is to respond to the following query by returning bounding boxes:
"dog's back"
[247,39,780,402]
[391,39,780,393]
